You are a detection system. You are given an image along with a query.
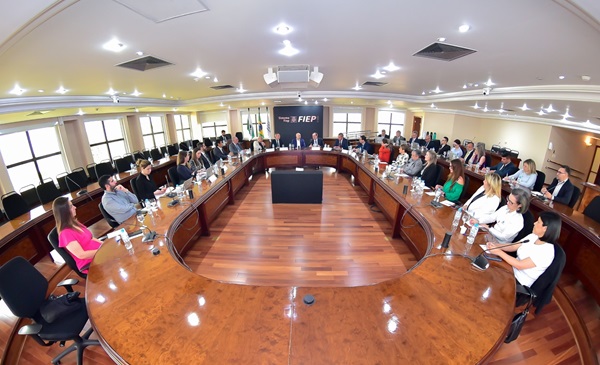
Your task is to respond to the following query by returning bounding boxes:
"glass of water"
[136,212,145,225]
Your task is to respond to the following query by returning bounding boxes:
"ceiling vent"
[112,0,209,23]
[362,81,388,87]
[116,56,173,71]
[413,42,476,61]
[27,110,54,116]
[210,84,235,90]
[263,65,323,89]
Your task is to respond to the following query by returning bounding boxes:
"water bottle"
[451,207,462,232]
[434,187,442,202]
[164,152,169,159]
[466,223,479,245]
[120,228,132,250]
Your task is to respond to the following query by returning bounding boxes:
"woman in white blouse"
[463,173,501,220]
[486,211,560,287]
[471,188,530,243]
[505,159,538,190]
[395,144,410,167]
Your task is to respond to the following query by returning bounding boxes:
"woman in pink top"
[53,197,102,273]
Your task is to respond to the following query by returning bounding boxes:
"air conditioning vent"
[116,56,173,71]
[413,42,476,61]
[362,81,388,87]
[27,110,54,116]
[211,84,235,90]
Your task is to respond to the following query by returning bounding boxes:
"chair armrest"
[18,323,42,336]
[57,278,79,292]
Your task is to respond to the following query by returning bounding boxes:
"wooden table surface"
[86,151,516,364]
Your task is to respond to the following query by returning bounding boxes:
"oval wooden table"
[86,151,516,364]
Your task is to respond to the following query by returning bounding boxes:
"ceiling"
[1,0,600,133]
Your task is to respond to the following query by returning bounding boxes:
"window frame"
[174,114,192,142]
[85,119,127,163]
[139,115,166,149]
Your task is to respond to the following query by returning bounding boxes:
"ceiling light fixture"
[162,93,166,98]
[236,84,246,93]
[191,68,208,78]
[103,38,126,52]
[371,70,385,79]
[458,24,471,33]
[274,23,292,35]
[472,102,480,109]
[559,75,565,80]
[383,62,400,72]
[421,91,425,95]
[537,108,546,116]
[432,86,442,93]
[38,89,44,93]
[106,88,118,95]
[314,100,318,105]
[304,100,308,105]
[309,67,324,87]
[519,103,530,111]
[562,108,572,120]
[279,40,299,57]
[462,84,467,89]
[204,76,211,80]
[213,77,218,83]
[430,103,436,108]
[484,78,495,87]
[544,104,556,113]
[437,37,446,42]
[483,104,489,112]
[498,103,506,114]
[76,108,85,116]
[9,84,26,95]
[352,83,362,91]
[323,98,328,102]
[131,89,142,97]
[136,51,144,56]
[56,87,69,94]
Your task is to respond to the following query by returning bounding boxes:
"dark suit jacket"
[291,139,306,149]
[135,174,158,201]
[357,141,373,154]
[334,138,349,149]
[213,146,228,161]
[490,161,518,178]
[423,140,440,152]
[271,138,284,148]
[463,149,476,164]
[200,153,212,168]
[308,138,324,148]
[420,163,439,188]
[547,178,574,205]
[378,134,390,139]
[438,144,450,156]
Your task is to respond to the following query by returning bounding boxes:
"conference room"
[0,1,599,364]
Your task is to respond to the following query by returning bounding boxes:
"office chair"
[583,196,600,223]
[202,138,212,148]
[94,160,114,179]
[132,150,145,161]
[98,202,120,228]
[167,144,178,156]
[168,166,181,186]
[47,227,88,279]
[193,139,201,148]
[86,162,98,182]
[65,170,88,193]
[150,148,162,161]
[114,155,134,173]
[160,145,168,156]
[36,179,63,205]
[1,191,31,220]
[512,210,534,243]
[455,175,470,203]
[568,186,580,208]
[533,171,546,192]
[235,132,244,141]
[19,184,41,209]
[130,176,141,202]
[56,172,69,192]
[0,256,99,365]
[509,150,519,158]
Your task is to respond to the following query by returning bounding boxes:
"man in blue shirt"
[99,175,138,224]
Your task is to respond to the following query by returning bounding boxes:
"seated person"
[291,133,306,149]
[199,143,213,168]
[219,130,229,144]
[471,188,530,243]
[213,139,228,161]
[253,136,267,152]
[505,159,537,189]
[271,133,284,149]
[423,134,439,152]
[462,142,475,164]
[189,147,203,172]
[436,159,464,202]
[353,135,373,154]
[228,136,243,155]
[438,136,451,157]
[471,143,488,169]
[53,197,102,274]
[333,133,349,150]
[135,159,166,201]
[99,174,138,224]
[486,211,561,287]
[402,150,424,176]
[463,173,501,220]
[489,152,518,178]
[378,138,391,162]
[309,132,324,148]
[395,144,410,166]
[541,165,574,205]
[378,129,390,139]
[408,131,419,145]
[392,130,405,145]
[176,150,193,181]
[420,150,438,188]
[450,139,464,158]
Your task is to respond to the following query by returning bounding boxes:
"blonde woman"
[464,173,502,220]
[505,159,538,189]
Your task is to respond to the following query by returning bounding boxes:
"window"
[174,114,192,142]
[332,109,362,137]
[377,110,405,137]
[140,116,165,149]
[0,126,67,192]
[241,109,270,140]
[85,119,128,163]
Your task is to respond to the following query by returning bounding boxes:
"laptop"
[182,177,193,190]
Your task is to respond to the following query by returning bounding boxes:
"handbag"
[505,285,534,343]
[40,291,82,323]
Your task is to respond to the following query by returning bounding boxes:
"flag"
[246,108,254,139]
[266,107,271,137]
[258,107,264,138]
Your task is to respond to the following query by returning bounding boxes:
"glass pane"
[377,123,391,134]
[177,130,183,142]
[85,121,106,145]
[333,113,347,122]
[140,117,152,134]
[104,119,124,141]
[180,115,190,128]
[391,112,405,124]
[332,123,347,136]
[347,113,362,123]
[108,141,127,159]
[378,111,391,123]
[90,144,109,164]
[183,130,191,140]
[151,117,163,132]
[8,162,39,192]
[174,116,182,129]
[203,127,216,138]
[0,131,32,165]
[143,135,155,149]
[154,133,165,147]
[347,123,362,134]
[37,154,67,183]
[29,127,60,157]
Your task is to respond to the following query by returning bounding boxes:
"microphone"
[65,174,87,195]
[472,239,530,270]
[163,174,177,198]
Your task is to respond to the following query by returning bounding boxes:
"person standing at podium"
[291,133,306,149]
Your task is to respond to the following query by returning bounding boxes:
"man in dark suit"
[423,134,440,152]
[309,132,324,148]
[333,133,349,150]
[271,133,283,149]
[291,133,306,149]
[213,139,228,161]
[408,131,419,145]
[462,142,476,164]
[438,136,451,156]
[489,152,518,178]
[199,143,213,168]
[378,129,390,139]
[219,130,228,144]
[542,165,574,205]
[354,135,373,154]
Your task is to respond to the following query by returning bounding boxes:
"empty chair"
[1,191,31,220]
[179,142,190,151]
[66,168,88,193]
[160,145,168,156]
[0,256,100,365]
[94,160,114,178]
[36,179,62,205]
[150,148,162,161]
[48,227,88,279]
[19,184,40,209]
[192,139,201,148]
[115,155,134,173]
[133,150,145,161]
[57,172,69,192]
[533,170,546,192]
[142,149,152,159]
[98,202,120,228]
[167,144,178,156]
[583,196,600,223]
[235,131,244,141]
[86,162,98,182]
[509,150,519,158]
[568,186,580,208]
[491,145,501,153]
[168,166,181,186]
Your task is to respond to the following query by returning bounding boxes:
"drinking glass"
[149,198,158,211]
[136,213,145,225]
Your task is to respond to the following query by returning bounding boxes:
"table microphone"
[472,239,529,270]
[164,174,177,198]
[65,174,87,195]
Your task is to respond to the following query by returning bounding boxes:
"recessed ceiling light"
[56,87,69,94]
[219,102,224,107]
[437,37,446,42]
[228,105,231,109]
[204,76,211,80]
[352,83,362,91]
[131,89,142,97]
[134,108,139,112]
[474,83,479,87]
[236,84,246,93]
[537,108,546,116]
[472,102,480,109]
[314,100,318,105]
[76,108,85,116]
[162,93,166,98]
[191,68,207,78]
[279,40,299,56]
[484,78,495,87]
[462,84,467,89]
[559,75,565,80]
[544,104,556,113]
[430,103,436,108]
[581,75,591,81]
[382,62,400,72]
[213,77,218,83]
[9,84,26,95]
[103,38,126,52]
[261,102,265,106]
[421,91,425,95]
[304,100,308,105]
[458,24,471,33]
[323,98,328,102]
[497,103,506,113]
[136,51,144,56]
[519,103,530,111]
[562,108,572,119]
[38,89,44,93]
[371,70,385,79]
[274,23,292,35]
[483,104,489,112]
[350,101,354,104]
[432,86,442,93]
[106,88,118,95]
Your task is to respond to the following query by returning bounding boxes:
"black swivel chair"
[568,186,580,209]
[168,166,181,186]
[179,142,190,151]
[36,179,62,205]
[130,177,141,202]
[98,202,120,228]
[533,171,546,192]
[167,144,178,156]
[86,162,97,182]
[1,191,31,220]
[512,210,535,243]
[48,227,88,279]
[150,148,162,161]
[132,150,145,161]
[0,256,100,365]
[583,196,600,223]
[19,184,40,209]
[202,138,213,148]
[115,155,134,173]
[491,145,501,153]
[235,132,244,141]
[66,168,89,193]
[160,145,168,156]
[56,172,69,192]
[94,160,114,179]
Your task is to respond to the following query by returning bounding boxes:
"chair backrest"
[150,148,162,161]
[533,170,545,192]
[583,196,600,223]
[160,145,168,155]
[434,164,443,187]
[235,132,244,141]
[86,162,98,182]
[48,227,87,279]
[36,180,62,205]
[98,202,120,228]
[19,184,40,209]
[168,166,181,186]
[513,210,534,243]
[509,150,519,158]
[568,186,580,208]
[0,256,48,319]
[459,175,470,201]
[115,156,134,173]
[179,142,190,151]
[491,145,501,153]
[133,150,145,161]
[95,161,114,179]
[203,138,213,148]
[1,192,31,220]
[56,172,69,192]
[192,139,201,148]
[66,168,88,192]
[531,243,566,314]
[167,144,178,156]
[131,176,141,202]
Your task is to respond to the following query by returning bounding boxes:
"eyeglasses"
[506,197,517,205]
